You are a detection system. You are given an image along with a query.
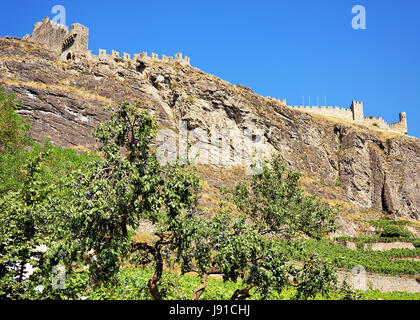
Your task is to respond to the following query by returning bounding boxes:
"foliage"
[226,154,339,240]
[0,150,77,299]
[279,239,420,275]
[369,220,410,228]
[28,267,419,300]
[379,225,412,238]
[368,219,412,238]
[0,88,32,154]
[0,138,97,194]
[0,96,99,299]
[335,236,417,244]
[335,176,341,187]
[0,88,33,193]
[65,102,201,298]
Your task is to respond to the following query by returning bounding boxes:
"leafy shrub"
[370,220,410,229]
[283,239,420,275]
[0,88,32,154]
[335,236,417,243]
[380,225,412,238]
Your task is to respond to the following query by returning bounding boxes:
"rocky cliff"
[1,37,419,235]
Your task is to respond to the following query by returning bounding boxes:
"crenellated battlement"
[286,104,354,121]
[265,98,408,135]
[23,17,191,67]
[96,49,190,66]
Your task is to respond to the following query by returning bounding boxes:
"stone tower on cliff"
[62,23,89,60]
[351,101,364,121]
[24,17,89,60]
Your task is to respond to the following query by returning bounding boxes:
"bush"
[380,225,412,238]
[370,220,410,229]
[413,240,420,248]
[0,88,32,154]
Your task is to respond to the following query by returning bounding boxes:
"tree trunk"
[230,283,255,300]
[191,273,208,300]
[148,244,164,300]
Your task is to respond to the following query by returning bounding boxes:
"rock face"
[0,37,419,229]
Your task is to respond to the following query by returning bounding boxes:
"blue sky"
[1,0,419,137]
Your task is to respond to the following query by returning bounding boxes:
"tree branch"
[230,283,256,300]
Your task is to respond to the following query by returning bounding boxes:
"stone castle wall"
[289,105,354,121]
[23,17,69,52]
[269,99,408,135]
[24,17,190,67]
[97,49,190,66]
[363,116,390,130]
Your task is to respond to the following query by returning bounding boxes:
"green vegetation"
[186,96,195,104]
[335,236,418,244]
[335,219,415,246]
[368,219,413,238]
[380,225,412,238]
[335,176,341,187]
[369,220,411,228]
[278,239,420,275]
[0,89,418,300]
[33,267,419,300]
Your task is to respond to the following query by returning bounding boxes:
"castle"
[266,100,407,135]
[23,17,407,135]
[23,17,191,66]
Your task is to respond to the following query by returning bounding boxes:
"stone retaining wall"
[337,270,420,293]
[337,241,415,251]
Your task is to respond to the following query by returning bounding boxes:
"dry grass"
[70,145,92,153]
[1,78,114,105]
[131,232,154,245]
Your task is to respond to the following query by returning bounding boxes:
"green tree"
[229,155,338,240]
[0,88,32,154]
[174,156,340,300]
[67,102,200,298]
[0,150,73,299]
[0,88,34,193]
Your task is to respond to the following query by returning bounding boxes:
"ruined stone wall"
[389,113,408,134]
[24,18,191,67]
[390,121,407,134]
[363,116,390,130]
[24,17,69,52]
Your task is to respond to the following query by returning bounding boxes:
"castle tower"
[62,23,89,59]
[351,101,364,121]
[399,112,407,134]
